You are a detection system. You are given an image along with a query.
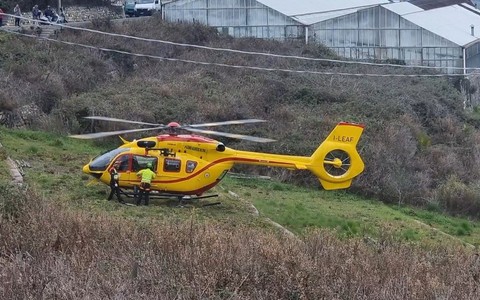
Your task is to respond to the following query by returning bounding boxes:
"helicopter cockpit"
[89,148,131,171]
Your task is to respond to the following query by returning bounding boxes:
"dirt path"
[0,142,24,185]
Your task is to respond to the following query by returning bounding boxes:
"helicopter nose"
[82,164,90,174]
[83,163,103,179]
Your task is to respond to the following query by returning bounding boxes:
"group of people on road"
[108,161,157,206]
[0,4,67,28]
[32,4,66,25]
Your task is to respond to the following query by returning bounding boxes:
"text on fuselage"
[185,145,207,153]
[332,135,354,143]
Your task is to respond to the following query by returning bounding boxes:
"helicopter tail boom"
[308,122,365,190]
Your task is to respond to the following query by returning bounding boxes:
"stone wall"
[61,5,124,22]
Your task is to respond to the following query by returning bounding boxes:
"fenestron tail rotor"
[323,150,351,177]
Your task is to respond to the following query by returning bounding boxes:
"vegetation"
[2,10,480,297]
[1,127,480,298]
[2,16,479,219]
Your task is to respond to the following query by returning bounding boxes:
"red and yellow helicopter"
[70,116,365,198]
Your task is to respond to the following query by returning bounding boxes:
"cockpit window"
[89,148,130,171]
[114,155,130,172]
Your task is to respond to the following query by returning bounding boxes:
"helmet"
[146,162,153,169]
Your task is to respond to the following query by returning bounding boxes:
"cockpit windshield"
[89,148,131,171]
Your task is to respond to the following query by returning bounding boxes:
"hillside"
[1,126,480,298]
[1,15,480,220]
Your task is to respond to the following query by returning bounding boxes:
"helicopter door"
[122,155,158,187]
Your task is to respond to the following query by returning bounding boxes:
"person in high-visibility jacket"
[136,162,156,206]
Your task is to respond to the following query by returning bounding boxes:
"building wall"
[163,1,480,72]
[310,6,466,72]
[163,0,305,40]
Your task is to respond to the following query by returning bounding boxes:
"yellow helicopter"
[70,116,365,199]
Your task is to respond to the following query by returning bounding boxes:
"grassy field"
[3,126,480,299]
[1,126,479,248]
[222,177,480,246]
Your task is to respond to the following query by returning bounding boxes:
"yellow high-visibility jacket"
[136,168,156,183]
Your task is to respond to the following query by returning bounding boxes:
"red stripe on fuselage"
[157,157,293,183]
[123,157,294,185]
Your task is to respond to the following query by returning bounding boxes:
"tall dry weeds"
[1,186,479,299]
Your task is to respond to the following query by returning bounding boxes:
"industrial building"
[162,0,480,73]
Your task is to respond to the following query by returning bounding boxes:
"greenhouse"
[310,1,480,73]
[162,0,480,73]
[162,0,387,41]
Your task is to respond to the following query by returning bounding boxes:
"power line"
[0,15,478,77]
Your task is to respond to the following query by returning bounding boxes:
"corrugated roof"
[256,0,389,24]
[408,0,474,10]
[402,4,480,46]
[291,8,361,25]
[382,2,424,15]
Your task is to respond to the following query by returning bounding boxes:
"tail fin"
[308,122,365,190]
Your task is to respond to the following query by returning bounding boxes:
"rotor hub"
[167,122,181,135]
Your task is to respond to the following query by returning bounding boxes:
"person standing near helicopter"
[136,162,156,206]
[108,161,124,203]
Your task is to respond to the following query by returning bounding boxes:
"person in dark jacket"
[14,4,21,27]
[0,7,4,27]
[107,161,124,203]
[44,5,55,22]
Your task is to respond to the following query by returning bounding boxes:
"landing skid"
[116,188,220,206]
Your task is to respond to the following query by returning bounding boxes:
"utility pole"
[58,0,62,11]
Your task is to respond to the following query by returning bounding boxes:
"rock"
[0,103,45,128]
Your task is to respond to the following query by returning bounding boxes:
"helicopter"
[70,116,365,199]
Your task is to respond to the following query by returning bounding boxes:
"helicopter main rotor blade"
[84,116,164,127]
[185,127,276,143]
[186,119,267,128]
[69,126,166,139]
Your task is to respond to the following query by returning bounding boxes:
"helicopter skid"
[118,188,219,202]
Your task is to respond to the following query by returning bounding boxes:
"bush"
[0,184,28,219]
[437,175,480,217]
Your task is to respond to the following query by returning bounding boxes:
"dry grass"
[1,185,479,299]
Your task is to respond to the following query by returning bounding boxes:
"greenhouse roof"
[409,0,474,10]
[257,0,389,24]
[384,2,480,46]
[383,2,424,15]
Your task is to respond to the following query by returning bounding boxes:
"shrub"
[436,175,480,217]
[0,184,27,219]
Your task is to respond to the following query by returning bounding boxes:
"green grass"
[0,127,272,229]
[1,126,480,247]
[220,177,480,247]
[0,159,11,184]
